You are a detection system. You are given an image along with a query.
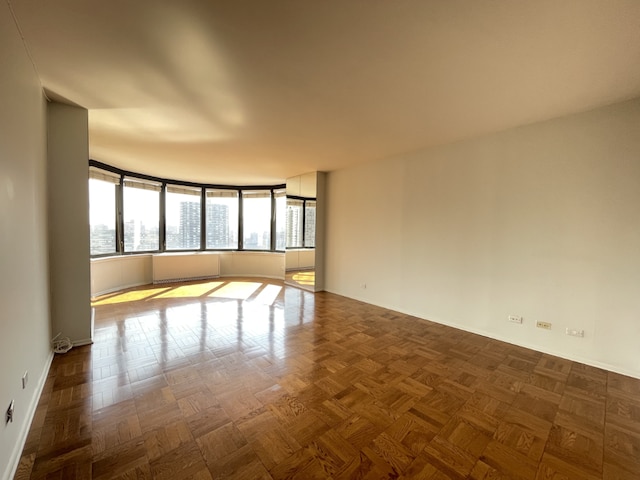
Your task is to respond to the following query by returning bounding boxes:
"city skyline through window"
[286,199,304,248]
[88,164,304,256]
[275,189,286,251]
[304,200,317,248]
[206,189,238,249]
[89,178,117,255]
[166,185,201,250]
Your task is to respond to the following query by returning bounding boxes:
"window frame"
[88,160,286,258]
[88,167,119,257]
[122,176,162,254]
[273,188,287,252]
[240,189,274,251]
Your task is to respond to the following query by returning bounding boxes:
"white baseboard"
[3,350,54,480]
[220,274,284,280]
[394,309,640,380]
[153,275,220,285]
[91,281,150,299]
[325,289,640,381]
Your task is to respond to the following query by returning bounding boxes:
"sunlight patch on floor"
[91,287,172,306]
[155,281,224,299]
[208,281,262,300]
[292,271,315,286]
[250,284,283,306]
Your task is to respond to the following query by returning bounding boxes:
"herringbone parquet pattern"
[14,278,640,479]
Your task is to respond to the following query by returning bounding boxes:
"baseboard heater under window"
[152,253,220,284]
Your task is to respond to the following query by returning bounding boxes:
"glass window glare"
[89,168,118,255]
[123,177,161,252]
[242,190,272,250]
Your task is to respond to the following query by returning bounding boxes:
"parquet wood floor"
[14,278,640,479]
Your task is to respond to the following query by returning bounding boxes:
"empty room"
[2,1,639,479]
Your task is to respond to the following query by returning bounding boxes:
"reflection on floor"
[285,269,315,291]
[91,279,282,306]
[15,277,640,479]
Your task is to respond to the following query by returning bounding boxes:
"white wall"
[91,252,285,297]
[326,98,640,379]
[219,251,284,279]
[0,6,52,480]
[48,103,92,345]
[91,254,153,297]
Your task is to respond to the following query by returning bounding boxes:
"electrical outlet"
[22,371,28,389]
[360,283,367,289]
[508,315,523,324]
[6,400,14,424]
[566,328,585,338]
[536,321,552,330]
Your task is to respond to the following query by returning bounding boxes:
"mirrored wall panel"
[285,172,325,291]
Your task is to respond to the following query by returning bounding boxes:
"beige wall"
[91,254,153,296]
[47,103,92,345]
[0,5,52,479]
[326,98,640,378]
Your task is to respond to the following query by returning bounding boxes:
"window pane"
[123,178,160,252]
[286,199,303,248]
[275,189,286,251]
[242,190,271,250]
[89,177,116,255]
[304,200,316,248]
[206,189,238,249]
[166,185,201,250]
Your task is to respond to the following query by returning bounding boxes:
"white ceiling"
[11,0,640,185]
